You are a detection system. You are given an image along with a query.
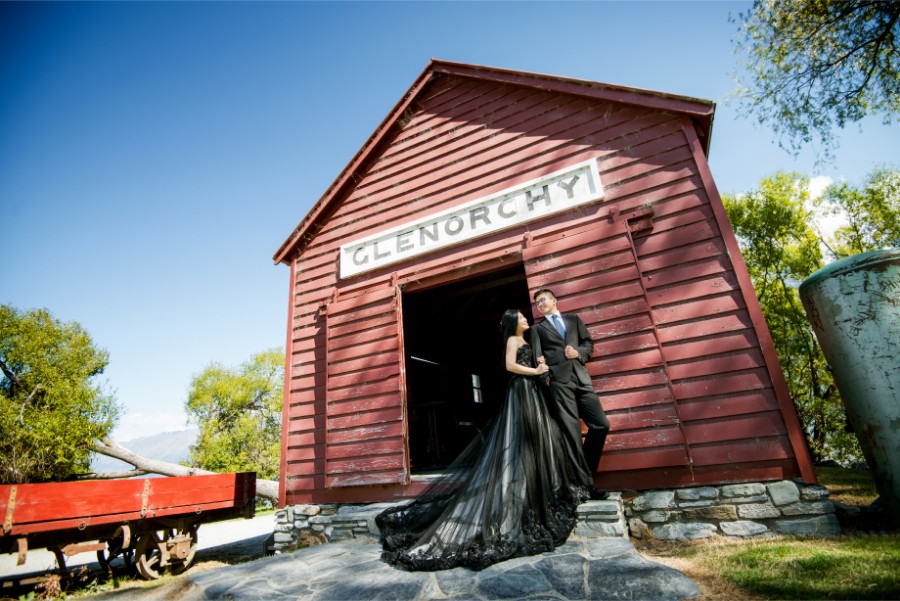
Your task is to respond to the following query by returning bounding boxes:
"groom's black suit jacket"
[529,313,594,386]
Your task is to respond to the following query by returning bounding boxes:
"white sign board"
[340,158,605,279]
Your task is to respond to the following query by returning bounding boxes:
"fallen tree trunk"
[91,437,279,502]
[74,469,151,480]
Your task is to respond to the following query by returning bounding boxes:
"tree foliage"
[732,0,900,160]
[723,173,862,464]
[821,166,900,256]
[0,305,120,483]
[184,349,283,481]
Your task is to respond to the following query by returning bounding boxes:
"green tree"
[0,305,120,483]
[185,349,283,481]
[732,0,900,161]
[822,166,900,256]
[723,173,862,464]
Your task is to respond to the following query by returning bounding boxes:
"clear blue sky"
[2,1,897,441]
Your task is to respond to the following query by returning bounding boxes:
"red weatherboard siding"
[276,62,814,505]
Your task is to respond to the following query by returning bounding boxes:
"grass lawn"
[636,466,900,600]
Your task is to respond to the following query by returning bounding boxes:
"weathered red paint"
[0,473,256,566]
[274,60,816,506]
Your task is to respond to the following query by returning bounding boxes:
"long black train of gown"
[376,343,594,571]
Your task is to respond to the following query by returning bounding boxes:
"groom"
[530,288,611,500]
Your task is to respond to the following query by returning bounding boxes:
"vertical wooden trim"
[3,485,16,534]
[623,217,695,477]
[277,260,295,508]
[394,283,411,481]
[679,116,817,483]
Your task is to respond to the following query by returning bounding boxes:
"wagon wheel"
[135,530,166,580]
[98,525,134,574]
[134,526,198,580]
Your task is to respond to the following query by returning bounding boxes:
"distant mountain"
[91,428,199,473]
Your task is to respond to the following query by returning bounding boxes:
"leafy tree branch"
[184,348,284,484]
[1,305,121,484]
[732,0,900,162]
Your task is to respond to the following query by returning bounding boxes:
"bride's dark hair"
[500,309,521,346]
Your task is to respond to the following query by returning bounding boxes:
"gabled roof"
[274,59,716,264]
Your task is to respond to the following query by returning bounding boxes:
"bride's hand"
[535,363,549,375]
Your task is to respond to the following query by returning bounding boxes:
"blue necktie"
[551,314,566,338]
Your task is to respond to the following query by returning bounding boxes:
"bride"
[376,309,593,571]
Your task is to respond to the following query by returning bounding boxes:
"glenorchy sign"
[340,159,605,278]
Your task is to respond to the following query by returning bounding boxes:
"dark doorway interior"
[402,263,532,473]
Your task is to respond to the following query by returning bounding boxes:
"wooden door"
[323,286,409,487]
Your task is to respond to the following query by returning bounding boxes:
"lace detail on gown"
[375,343,592,571]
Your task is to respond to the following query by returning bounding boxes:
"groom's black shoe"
[590,489,609,500]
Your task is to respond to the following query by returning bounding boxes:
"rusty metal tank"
[799,248,900,526]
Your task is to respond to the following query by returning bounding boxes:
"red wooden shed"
[273,60,816,507]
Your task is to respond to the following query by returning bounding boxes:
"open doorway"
[402,263,532,473]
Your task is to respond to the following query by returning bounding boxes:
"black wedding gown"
[376,343,593,571]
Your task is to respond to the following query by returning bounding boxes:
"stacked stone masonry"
[272,481,838,553]
[626,480,840,541]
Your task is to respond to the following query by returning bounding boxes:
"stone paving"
[93,536,699,601]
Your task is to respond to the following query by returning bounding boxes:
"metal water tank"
[799,249,900,527]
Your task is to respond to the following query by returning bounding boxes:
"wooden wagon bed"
[1,472,256,581]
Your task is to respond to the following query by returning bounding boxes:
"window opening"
[471,374,484,404]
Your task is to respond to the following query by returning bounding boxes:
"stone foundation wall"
[627,480,840,541]
[272,480,839,554]
[272,502,391,553]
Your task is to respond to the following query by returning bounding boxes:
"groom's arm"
[529,326,550,385]
[573,315,594,364]
[529,325,544,363]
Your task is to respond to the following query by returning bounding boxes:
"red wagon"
[1,472,256,581]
